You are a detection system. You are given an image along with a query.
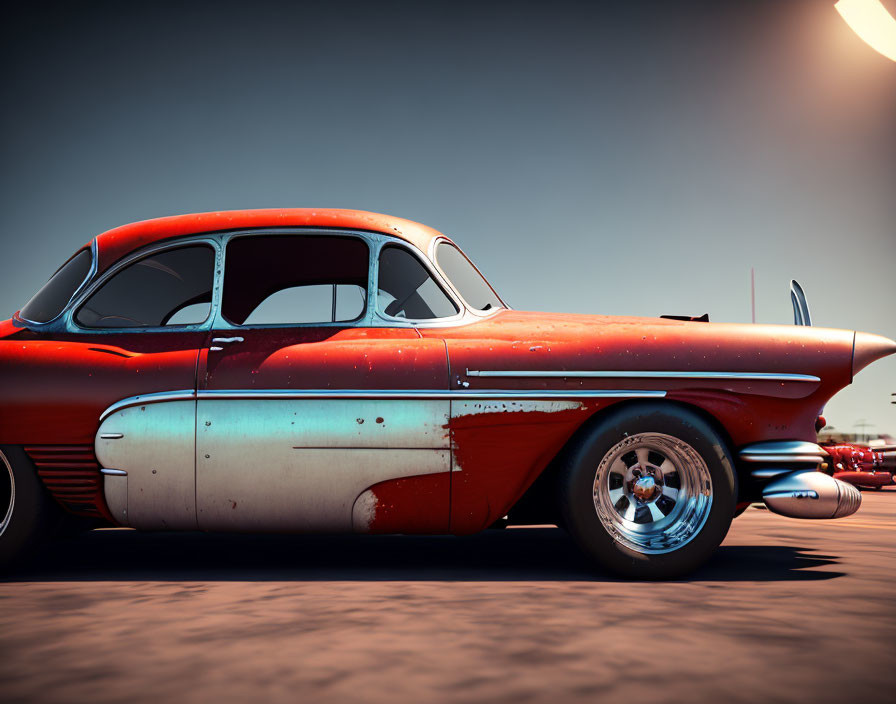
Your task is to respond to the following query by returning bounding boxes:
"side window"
[75,245,214,328]
[222,235,369,326]
[377,245,459,320]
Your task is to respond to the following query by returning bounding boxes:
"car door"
[194,232,457,534]
[78,240,218,529]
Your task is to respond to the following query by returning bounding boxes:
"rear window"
[19,248,93,323]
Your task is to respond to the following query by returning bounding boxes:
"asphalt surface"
[1,488,894,704]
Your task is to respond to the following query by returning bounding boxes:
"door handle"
[210,336,244,351]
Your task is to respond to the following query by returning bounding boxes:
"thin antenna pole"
[751,268,756,324]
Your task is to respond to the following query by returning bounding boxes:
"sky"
[1,0,894,435]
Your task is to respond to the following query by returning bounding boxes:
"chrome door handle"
[210,336,244,351]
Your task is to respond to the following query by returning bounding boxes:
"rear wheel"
[0,446,62,568]
[559,404,736,579]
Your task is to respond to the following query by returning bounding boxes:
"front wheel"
[558,404,736,579]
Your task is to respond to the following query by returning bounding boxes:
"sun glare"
[835,0,896,62]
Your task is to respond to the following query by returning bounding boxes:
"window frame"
[52,227,482,335]
[373,241,465,326]
[68,237,221,334]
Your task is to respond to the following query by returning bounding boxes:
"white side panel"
[196,399,450,532]
[95,400,197,530]
[102,474,128,526]
[198,398,450,449]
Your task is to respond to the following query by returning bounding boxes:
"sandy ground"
[1,489,894,704]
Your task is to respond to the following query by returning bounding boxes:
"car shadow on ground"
[1,526,845,583]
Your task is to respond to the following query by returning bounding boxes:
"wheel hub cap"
[632,474,660,502]
[592,432,714,555]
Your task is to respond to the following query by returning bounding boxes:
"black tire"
[558,403,737,579]
[0,445,63,568]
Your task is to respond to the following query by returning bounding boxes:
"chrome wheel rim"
[593,433,712,555]
[0,450,14,538]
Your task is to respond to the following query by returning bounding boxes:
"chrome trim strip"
[749,468,796,480]
[99,433,124,440]
[99,390,196,421]
[100,468,128,476]
[739,441,826,463]
[465,369,821,383]
[743,455,825,464]
[197,389,666,401]
[99,387,666,420]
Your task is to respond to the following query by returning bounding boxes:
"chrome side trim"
[100,433,124,440]
[197,389,666,401]
[744,454,826,464]
[99,388,665,421]
[99,390,196,421]
[749,468,798,480]
[739,441,826,463]
[100,468,128,476]
[465,369,821,383]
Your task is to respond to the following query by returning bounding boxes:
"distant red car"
[1,209,894,577]
[822,442,895,489]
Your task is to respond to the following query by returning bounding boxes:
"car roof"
[92,208,449,274]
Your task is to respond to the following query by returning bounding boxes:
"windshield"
[435,241,502,311]
[19,247,93,324]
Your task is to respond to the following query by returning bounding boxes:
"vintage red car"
[1,209,894,577]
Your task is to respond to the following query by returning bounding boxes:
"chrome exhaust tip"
[761,470,861,519]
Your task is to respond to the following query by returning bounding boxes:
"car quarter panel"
[421,310,856,532]
[0,330,206,521]
[0,331,206,445]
